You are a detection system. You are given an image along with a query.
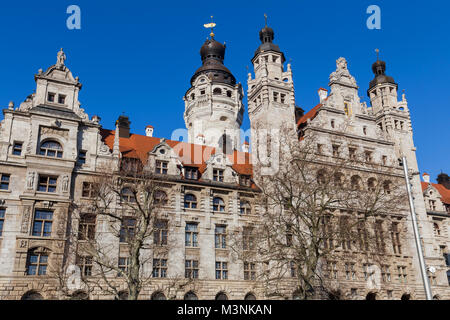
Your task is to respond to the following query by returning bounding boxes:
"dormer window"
[39,141,63,158]
[239,175,251,187]
[155,160,168,175]
[58,94,66,105]
[185,167,198,180]
[47,93,55,103]
[213,169,224,182]
[200,90,206,95]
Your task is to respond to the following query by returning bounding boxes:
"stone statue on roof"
[329,57,357,87]
[56,48,66,69]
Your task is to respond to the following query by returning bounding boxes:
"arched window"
[70,290,89,300]
[334,172,344,187]
[184,194,197,209]
[184,291,198,300]
[39,140,63,158]
[117,291,129,300]
[151,291,167,300]
[215,292,228,300]
[121,187,136,203]
[213,197,225,212]
[351,175,362,191]
[154,190,168,205]
[240,201,251,215]
[226,90,232,98]
[383,181,392,194]
[401,293,411,300]
[244,293,256,300]
[292,290,302,300]
[21,290,43,300]
[317,170,327,185]
[26,247,49,276]
[191,93,195,100]
[213,88,222,95]
[367,178,377,192]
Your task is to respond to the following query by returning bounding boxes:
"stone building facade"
[0,23,448,300]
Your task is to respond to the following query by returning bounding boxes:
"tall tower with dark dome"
[183,26,244,150]
[247,17,297,174]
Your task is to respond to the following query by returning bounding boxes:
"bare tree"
[56,159,186,300]
[231,127,408,300]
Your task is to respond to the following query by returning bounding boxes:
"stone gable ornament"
[56,48,66,69]
[26,171,35,190]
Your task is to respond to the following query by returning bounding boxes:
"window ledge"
[0,189,11,193]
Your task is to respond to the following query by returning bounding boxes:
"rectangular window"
[290,261,297,278]
[82,182,97,198]
[215,225,226,249]
[324,261,338,279]
[348,147,356,160]
[38,175,57,193]
[78,214,96,240]
[185,260,199,279]
[213,169,224,182]
[0,174,10,190]
[118,257,130,277]
[0,208,5,236]
[375,221,385,253]
[332,145,340,157]
[152,258,167,278]
[32,210,53,237]
[215,261,228,280]
[273,92,279,102]
[243,227,254,250]
[244,262,256,280]
[365,151,373,163]
[280,94,286,104]
[345,262,356,280]
[429,200,437,211]
[77,150,87,165]
[47,92,55,103]
[185,167,198,180]
[154,220,168,246]
[317,144,324,154]
[12,142,23,156]
[391,222,402,254]
[155,160,168,174]
[239,175,251,187]
[397,266,407,284]
[119,218,136,243]
[27,252,48,275]
[381,265,391,282]
[76,255,93,277]
[185,223,198,247]
[382,155,388,166]
[58,94,66,104]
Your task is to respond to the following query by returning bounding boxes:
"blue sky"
[0,0,448,182]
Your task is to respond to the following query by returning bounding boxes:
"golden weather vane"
[204,15,216,39]
[375,48,380,60]
[264,13,268,26]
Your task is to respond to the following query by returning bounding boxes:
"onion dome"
[190,38,236,85]
[252,23,285,63]
[368,53,397,90]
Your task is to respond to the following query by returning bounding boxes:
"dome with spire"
[369,54,397,90]
[252,20,285,63]
[190,37,236,86]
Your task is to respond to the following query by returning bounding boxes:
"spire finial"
[264,13,268,27]
[375,48,380,61]
[204,16,216,39]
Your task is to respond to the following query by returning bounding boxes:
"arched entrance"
[184,291,198,300]
[21,291,43,300]
[366,292,377,300]
[401,293,411,300]
[151,291,167,300]
[215,292,228,300]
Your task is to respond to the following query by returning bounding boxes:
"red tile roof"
[297,102,322,127]
[100,129,254,179]
[421,181,450,205]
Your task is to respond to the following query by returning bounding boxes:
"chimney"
[422,173,430,184]
[318,88,328,103]
[196,134,205,145]
[437,173,450,190]
[242,140,250,153]
[116,115,131,138]
[145,125,154,137]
